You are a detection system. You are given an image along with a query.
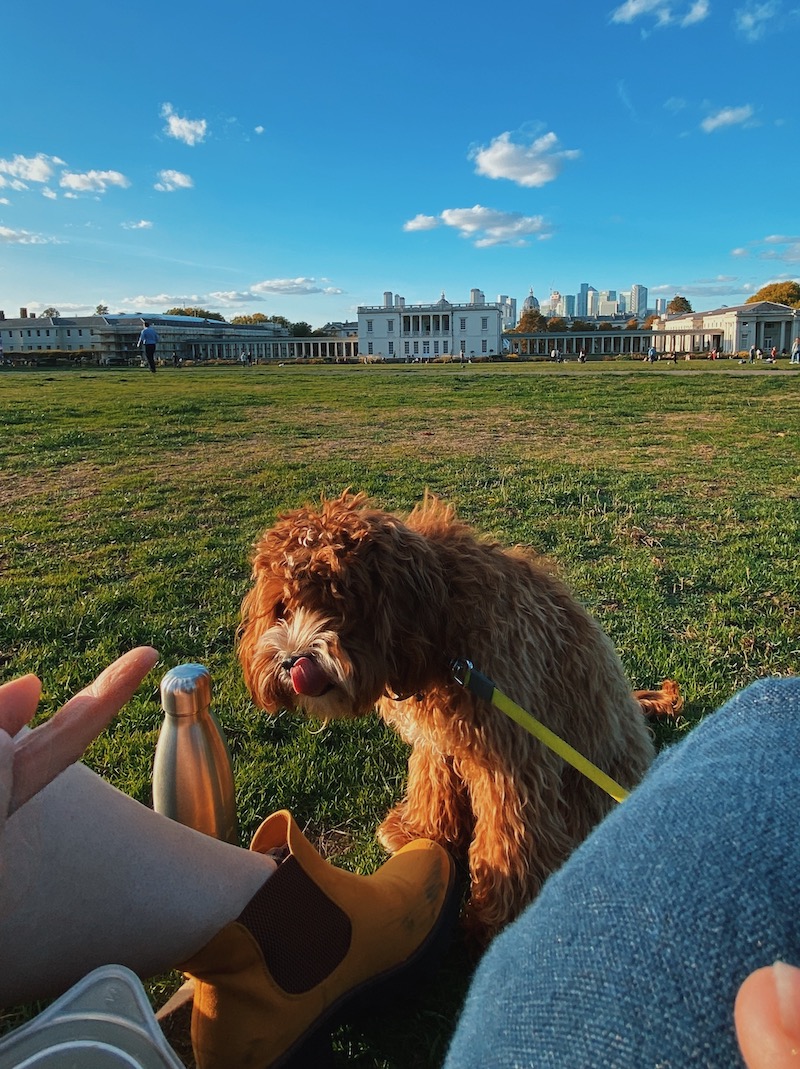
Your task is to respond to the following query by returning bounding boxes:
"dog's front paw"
[377,805,420,853]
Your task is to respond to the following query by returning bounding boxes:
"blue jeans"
[444,678,800,1068]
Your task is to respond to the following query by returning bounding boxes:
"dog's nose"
[281,655,300,670]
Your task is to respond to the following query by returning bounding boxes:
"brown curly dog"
[238,491,680,945]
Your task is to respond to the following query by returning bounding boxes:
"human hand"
[735,961,800,1068]
[0,647,159,819]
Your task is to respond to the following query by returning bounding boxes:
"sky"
[1,0,798,327]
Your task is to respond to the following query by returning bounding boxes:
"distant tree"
[625,317,639,330]
[570,319,596,332]
[41,306,60,317]
[230,313,270,324]
[546,316,567,332]
[745,281,800,307]
[269,315,291,329]
[642,314,658,329]
[290,321,313,337]
[666,295,693,315]
[164,306,225,321]
[513,308,547,333]
[95,304,109,315]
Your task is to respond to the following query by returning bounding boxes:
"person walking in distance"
[137,321,159,374]
[791,337,800,365]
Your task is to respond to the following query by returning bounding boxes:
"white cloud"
[250,278,344,296]
[0,197,9,205]
[0,152,62,184]
[207,290,258,305]
[682,0,710,24]
[651,279,749,299]
[119,293,202,309]
[161,103,208,146]
[254,125,265,135]
[744,235,800,262]
[438,205,552,247]
[121,219,153,230]
[0,176,28,191]
[731,247,749,257]
[404,213,439,232]
[0,225,54,244]
[470,131,580,188]
[42,187,57,199]
[154,169,194,192]
[734,1,781,39]
[610,0,710,26]
[611,0,671,22]
[60,169,130,193]
[700,105,754,132]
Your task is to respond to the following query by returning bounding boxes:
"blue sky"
[1,0,797,326]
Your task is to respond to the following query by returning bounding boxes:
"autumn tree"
[666,295,692,315]
[642,314,658,329]
[625,317,639,330]
[745,281,800,307]
[547,316,567,333]
[230,313,270,324]
[570,319,596,332]
[164,307,225,321]
[513,308,547,333]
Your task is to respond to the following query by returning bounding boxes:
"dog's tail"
[634,679,684,718]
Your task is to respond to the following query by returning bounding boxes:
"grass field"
[1,361,799,1066]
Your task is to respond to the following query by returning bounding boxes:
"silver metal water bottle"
[153,663,238,844]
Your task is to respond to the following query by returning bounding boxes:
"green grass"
[1,361,799,1065]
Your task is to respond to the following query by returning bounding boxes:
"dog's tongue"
[290,657,329,697]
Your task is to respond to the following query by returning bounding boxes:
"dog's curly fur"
[238,492,670,944]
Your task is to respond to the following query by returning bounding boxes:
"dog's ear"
[346,515,451,695]
[237,554,286,691]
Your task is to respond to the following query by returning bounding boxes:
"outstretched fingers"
[8,646,159,816]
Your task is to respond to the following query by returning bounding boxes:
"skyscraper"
[630,284,648,319]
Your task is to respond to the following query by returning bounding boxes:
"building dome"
[522,287,540,312]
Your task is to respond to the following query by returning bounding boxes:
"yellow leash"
[450,659,629,803]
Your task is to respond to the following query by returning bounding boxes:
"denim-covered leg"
[444,678,800,1069]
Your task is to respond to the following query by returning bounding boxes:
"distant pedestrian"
[748,345,757,364]
[172,350,180,368]
[137,322,158,373]
[791,337,800,364]
[770,346,777,362]
[550,347,562,363]
[578,347,586,363]
[647,345,657,364]
[240,350,248,368]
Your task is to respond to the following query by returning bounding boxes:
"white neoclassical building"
[652,301,800,355]
[357,289,510,361]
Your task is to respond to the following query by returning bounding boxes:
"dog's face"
[238,493,448,720]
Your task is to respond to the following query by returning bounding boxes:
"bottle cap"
[160,663,211,717]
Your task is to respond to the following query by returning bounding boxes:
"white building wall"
[358,292,504,360]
